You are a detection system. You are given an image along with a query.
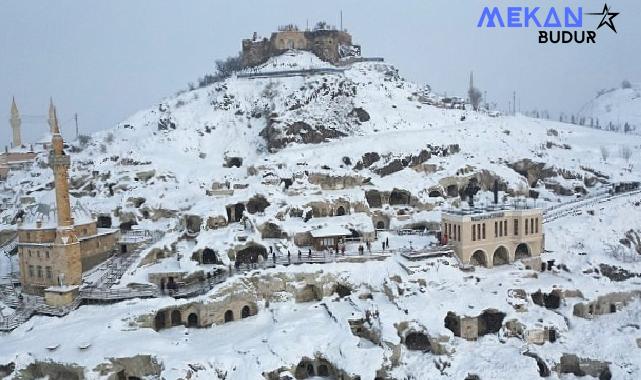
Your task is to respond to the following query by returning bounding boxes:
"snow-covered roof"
[310,226,352,238]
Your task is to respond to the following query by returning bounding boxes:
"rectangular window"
[494,221,498,237]
[46,251,50,259]
[504,220,508,236]
[535,218,539,233]
[499,221,503,237]
[472,225,476,241]
[37,265,42,278]
[482,223,486,239]
[46,266,52,279]
[457,225,461,241]
[525,218,529,235]
[29,265,34,277]
[453,224,457,240]
[514,219,519,235]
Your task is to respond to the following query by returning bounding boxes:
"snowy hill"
[1,50,641,379]
[578,82,641,134]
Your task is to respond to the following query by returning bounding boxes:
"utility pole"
[340,10,343,31]
[512,91,516,115]
[74,113,79,139]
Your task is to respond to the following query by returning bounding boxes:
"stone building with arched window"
[441,205,544,270]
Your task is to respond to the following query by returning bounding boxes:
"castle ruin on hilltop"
[241,23,361,67]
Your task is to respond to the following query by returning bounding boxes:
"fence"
[237,67,346,79]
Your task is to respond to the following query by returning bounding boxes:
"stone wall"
[242,29,355,67]
[142,271,342,331]
[573,290,641,319]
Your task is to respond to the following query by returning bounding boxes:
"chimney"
[493,180,499,204]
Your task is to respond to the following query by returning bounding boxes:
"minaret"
[49,104,82,287]
[10,97,22,148]
[48,98,56,134]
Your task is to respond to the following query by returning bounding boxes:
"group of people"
[357,237,390,255]
[257,236,394,265]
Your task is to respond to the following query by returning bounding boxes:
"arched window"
[187,313,198,327]
[515,243,531,260]
[241,305,251,318]
[493,246,509,266]
[470,250,487,267]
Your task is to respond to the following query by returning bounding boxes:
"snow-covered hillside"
[1,50,641,379]
[578,83,641,134]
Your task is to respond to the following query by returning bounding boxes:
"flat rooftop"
[443,202,542,217]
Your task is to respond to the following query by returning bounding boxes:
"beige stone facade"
[442,206,544,269]
[43,286,79,307]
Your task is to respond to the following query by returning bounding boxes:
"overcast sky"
[1,0,639,145]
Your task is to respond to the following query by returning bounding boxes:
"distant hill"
[578,82,641,134]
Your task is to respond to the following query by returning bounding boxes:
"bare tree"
[468,87,482,111]
[77,134,91,148]
[620,145,632,164]
[600,146,609,162]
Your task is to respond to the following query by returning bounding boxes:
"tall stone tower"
[48,97,56,134]
[10,97,22,148]
[49,106,82,287]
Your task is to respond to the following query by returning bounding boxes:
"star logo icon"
[586,3,620,33]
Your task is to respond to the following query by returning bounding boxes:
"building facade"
[442,206,544,269]
[17,105,119,295]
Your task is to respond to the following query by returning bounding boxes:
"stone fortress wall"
[241,25,359,67]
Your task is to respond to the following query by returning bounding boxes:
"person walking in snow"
[287,250,291,263]
[382,241,385,251]
[341,244,345,256]
[298,249,302,261]
[385,237,389,249]
[308,248,312,259]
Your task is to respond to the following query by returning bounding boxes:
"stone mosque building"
[16,104,119,298]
